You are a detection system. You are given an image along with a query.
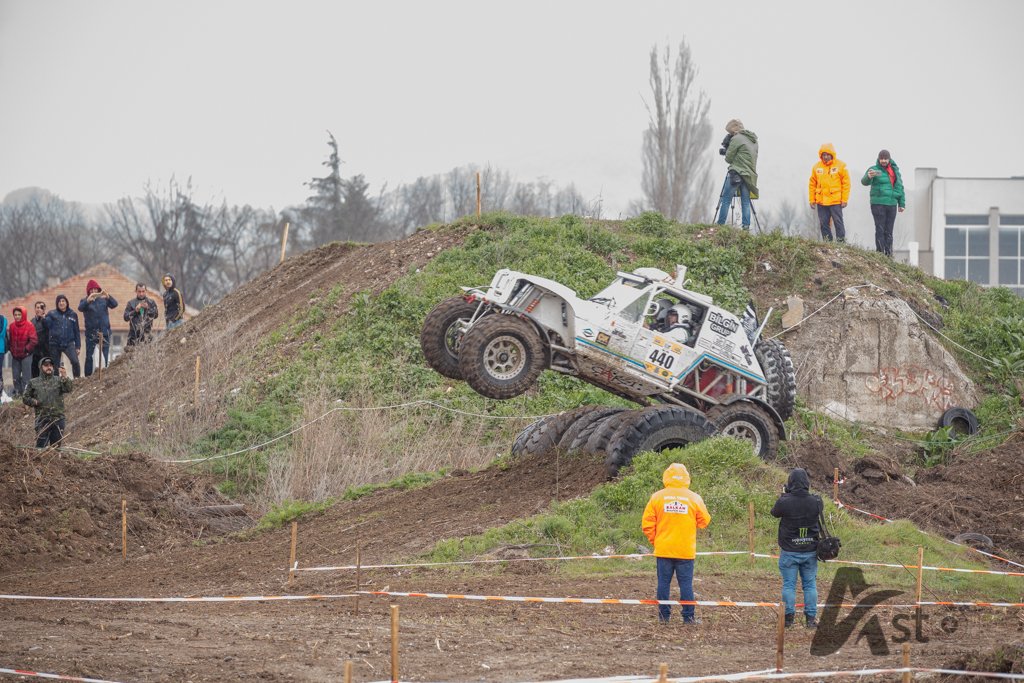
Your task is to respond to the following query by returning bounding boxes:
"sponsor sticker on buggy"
[595,332,611,346]
[652,335,666,348]
[708,311,739,337]
[663,500,689,514]
[670,343,683,354]
[582,328,595,338]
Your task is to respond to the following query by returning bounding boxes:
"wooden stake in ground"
[776,606,786,672]
[902,642,911,683]
[343,660,352,683]
[833,467,839,500]
[748,501,755,567]
[658,663,668,683]
[476,172,481,219]
[121,500,127,557]
[289,521,298,586]
[194,356,200,407]
[915,547,924,631]
[355,539,361,616]
[390,604,399,683]
[280,222,290,263]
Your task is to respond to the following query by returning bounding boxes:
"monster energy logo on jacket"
[769,468,822,552]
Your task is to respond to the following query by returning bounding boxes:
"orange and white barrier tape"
[0,667,127,683]
[293,550,758,572]
[0,593,352,603]
[822,556,1024,578]
[835,499,1024,569]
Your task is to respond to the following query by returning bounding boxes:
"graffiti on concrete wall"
[864,366,956,412]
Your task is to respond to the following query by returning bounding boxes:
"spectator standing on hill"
[162,274,185,330]
[78,279,118,376]
[8,307,37,398]
[861,150,905,257]
[0,311,7,397]
[45,295,80,378]
[31,302,48,378]
[770,468,822,629]
[809,143,851,242]
[715,119,759,231]
[124,283,158,348]
[642,462,711,624]
[22,357,73,448]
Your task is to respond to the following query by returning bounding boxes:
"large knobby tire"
[459,314,545,400]
[755,338,796,422]
[584,410,642,458]
[566,409,632,454]
[557,407,628,452]
[706,401,779,460]
[939,407,979,437]
[603,406,717,476]
[511,415,559,457]
[420,296,480,380]
[514,406,594,458]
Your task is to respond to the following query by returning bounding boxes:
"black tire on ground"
[755,338,797,422]
[939,407,979,438]
[420,296,481,381]
[603,406,718,476]
[511,415,559,457]
[557,407,628,452]
[514,406,594,458]
[459,314,545,400]
[567,409,632,453]
[706,401,779,460]
[584,410,642,458]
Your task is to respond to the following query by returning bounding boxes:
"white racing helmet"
[668,304,692,327]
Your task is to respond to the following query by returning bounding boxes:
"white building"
[898,169,1024,296]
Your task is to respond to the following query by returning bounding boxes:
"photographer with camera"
[770,468,822,629]
[715,119,759,231]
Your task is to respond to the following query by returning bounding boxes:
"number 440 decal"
[647,349,675,369]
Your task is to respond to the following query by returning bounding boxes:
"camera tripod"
[713,179,762,233]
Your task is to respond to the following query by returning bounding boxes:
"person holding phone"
[22,356,74,448]
[861,150,905,257]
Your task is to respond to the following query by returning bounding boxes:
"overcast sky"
[2,0,1022,247]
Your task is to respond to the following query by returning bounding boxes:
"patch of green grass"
[258,499,333,528]
[341,469,451,501]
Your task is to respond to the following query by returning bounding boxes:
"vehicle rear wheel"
[511,414,559,457]
[420,296,481,380]
[706,401,779,460]
[603,406,718,476]
[755,338,796,422]
[459,314,545,400]
[557,407,628,452]
[513,406,594,458]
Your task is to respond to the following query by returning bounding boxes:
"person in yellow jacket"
[642,462,711,624]
[808,143,851,243]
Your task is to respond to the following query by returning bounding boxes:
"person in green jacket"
[715,119,759,231]
[861,150,905,257]
[22,357,73,448]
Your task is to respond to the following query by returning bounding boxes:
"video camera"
[719,134,733,156]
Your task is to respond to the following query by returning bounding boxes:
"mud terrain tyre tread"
[557,407,628,452]
[584,410,642,458]
[515,406,595,458]
[706,401,779,460]
[569,410,631,453]
[602,406,717,476]
[459,314,545,400]
[420,296,480,380]
[511,415,559,457]
[755,338,796,422]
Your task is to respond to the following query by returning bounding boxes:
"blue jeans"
[656,557,695,622]
[779,550,818,617]
[716,174,751,228]
[166,319,184,330]
[84,329,110,376]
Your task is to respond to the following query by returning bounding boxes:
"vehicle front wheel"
[420,296,481,380]
[706,401,779,460]
[459,314,545,400]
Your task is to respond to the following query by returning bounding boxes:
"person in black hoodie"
[44,295,81,378]
[31,302,48,378]
[770,468,822,629]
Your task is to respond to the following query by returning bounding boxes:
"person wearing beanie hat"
[22,355,73,448]
[44,294,81,378]
[715,120,759,231]
[809,143,851,242]
[861,149,905,257]
[77,279,119,376]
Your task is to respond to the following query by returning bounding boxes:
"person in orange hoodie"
[808,143,851,243]
[642,462,711,624]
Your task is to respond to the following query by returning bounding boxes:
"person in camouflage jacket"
[22,356,73,448]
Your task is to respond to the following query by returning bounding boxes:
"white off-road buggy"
[420,265,795,474]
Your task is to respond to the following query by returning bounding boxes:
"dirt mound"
[785,437,1024,562]
[0,440,243,574]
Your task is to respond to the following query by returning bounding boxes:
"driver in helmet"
[647,298,675,332]
[665,304,694,344]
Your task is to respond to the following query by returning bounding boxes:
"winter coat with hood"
[8,307,37,360]
[769,468,823,553]
[0,314,7,355]
[642,463,711,559]
[860,157,906,208]
[162,274,184,324]
[77,279,119,334]
[23,364,73,421]
[725,129,760,198]
[808,143,851,206]
[44,295,80,349]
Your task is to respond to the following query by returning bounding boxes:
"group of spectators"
[3,273,185,448]
[715,119,906,257]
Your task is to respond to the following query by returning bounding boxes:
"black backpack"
[817,507,842,561]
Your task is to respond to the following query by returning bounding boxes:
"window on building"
[112,334,123,346]
[945,215,990,284]
[999,216,1024,296]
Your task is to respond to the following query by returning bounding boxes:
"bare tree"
[638,39,714,223]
